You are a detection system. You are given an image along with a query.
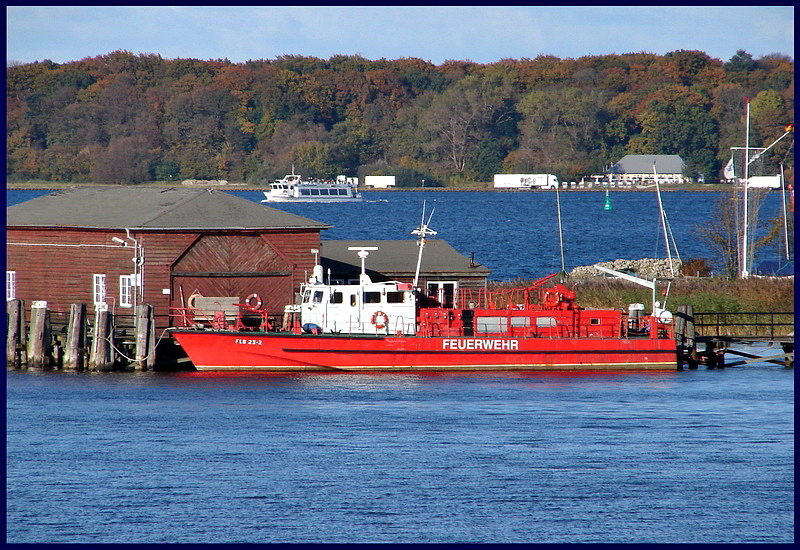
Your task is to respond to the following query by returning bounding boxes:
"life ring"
[543,290,559,309]
[246,293,262,309]
[371,311,389,329]
[187,292,202,310]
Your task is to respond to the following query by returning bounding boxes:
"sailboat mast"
[653,163,674,277]
[781,163,790,260]
[555,183,565,275]
[741,98,751,278]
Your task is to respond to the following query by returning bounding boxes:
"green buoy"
[603,190,613,211]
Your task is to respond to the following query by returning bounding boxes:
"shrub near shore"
[491,276,794,313]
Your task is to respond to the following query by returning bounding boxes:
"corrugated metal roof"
[615,154,685,174]
[6,186,330,230]
[321,239,491,276]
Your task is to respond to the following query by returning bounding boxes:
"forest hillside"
[6,49,794,187]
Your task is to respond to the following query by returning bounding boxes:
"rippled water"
[6,362,793,543]
[6,189,793,543]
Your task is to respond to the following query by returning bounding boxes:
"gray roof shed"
[6,186,330,231]
[321,239,491,278]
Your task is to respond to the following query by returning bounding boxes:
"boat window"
[337,189,348,196]
[313,291,324,303]
[330,291,343,304]
[350,294,357,307]
[302,290,311,303]
[590,318,601,325]
[310,189,320,196]
[363,291,381,304]
[511,317,530,327]
[535,317,557,328]
[386,291,405,304]
[300,189,311,196]
[319,189,329,195]
[475,316,507,334]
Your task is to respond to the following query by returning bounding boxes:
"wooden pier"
[674,307,794,369]
[6,299,158,372]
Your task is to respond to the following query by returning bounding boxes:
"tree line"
[6,49,794,187]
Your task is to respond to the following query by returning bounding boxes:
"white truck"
[493,174,559,190]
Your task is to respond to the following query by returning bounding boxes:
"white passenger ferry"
[261,173,363,203]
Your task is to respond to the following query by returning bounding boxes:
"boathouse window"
[386,291,405,304]
[6,271,16,301]
[119,275,133,308]
[93,274,107,305]
[535,317,557,328]
[475,316,507,334]
[364,291,381,304]
[331,291,344,304]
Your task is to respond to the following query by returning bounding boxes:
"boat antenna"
[411,201,437,288]
[348,246,379,285]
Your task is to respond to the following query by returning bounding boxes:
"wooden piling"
[6,299,26,369]
[64,303,88,371]
[26,301,52,368]
[674,305,698,370]
[134,304,155,370]
[89,309,114,371]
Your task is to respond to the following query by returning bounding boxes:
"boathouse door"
[171,234,294,314]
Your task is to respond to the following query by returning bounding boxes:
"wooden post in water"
[90,309,114,371]
[64,303,88,371]
[26,301,52,368]
[6,299,26,369]
[134,304,155,370]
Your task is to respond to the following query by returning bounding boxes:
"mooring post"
[90,309,114,371]
[64,303,88,371]
[674,305,687,370]
[135,304,154,370]
[6,299,26,369]
[26,301,52,369]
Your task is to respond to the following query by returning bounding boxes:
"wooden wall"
[6,227,322,330]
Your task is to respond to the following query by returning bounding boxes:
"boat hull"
[171,330,678,372]
[261,197,363,203]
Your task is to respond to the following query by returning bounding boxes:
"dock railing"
[693,311,794,340]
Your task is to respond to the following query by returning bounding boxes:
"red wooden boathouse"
[6,186,330,330]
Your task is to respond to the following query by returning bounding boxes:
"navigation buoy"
[603,190,613,211]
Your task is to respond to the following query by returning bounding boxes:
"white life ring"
[187,292,202,309]
[246,293,262,309]
[371,311,389,329]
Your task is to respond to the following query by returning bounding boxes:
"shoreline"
[6,182,741,193]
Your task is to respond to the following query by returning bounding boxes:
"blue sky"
[6,6,794,66]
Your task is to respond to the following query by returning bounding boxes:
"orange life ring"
[246,293,262,309]
[371,311,389,329]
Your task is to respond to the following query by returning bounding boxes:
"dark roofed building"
[321,239,491,308]
[7,187,330,330]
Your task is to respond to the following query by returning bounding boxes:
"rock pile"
[569,258,682,280]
